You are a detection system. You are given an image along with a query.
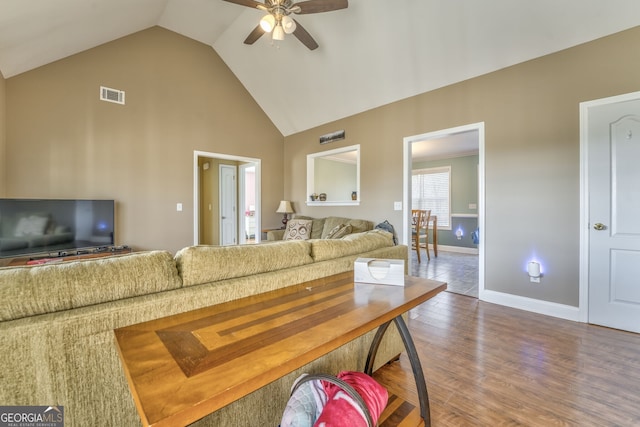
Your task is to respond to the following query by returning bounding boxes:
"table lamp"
[276,200,295,228]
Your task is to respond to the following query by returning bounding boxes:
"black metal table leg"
[365,316,431,426]
[364,321,390,375]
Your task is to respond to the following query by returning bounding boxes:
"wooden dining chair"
[411,209,431,262]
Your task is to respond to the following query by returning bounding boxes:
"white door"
[219,165,237,246]
[585,93,640,333]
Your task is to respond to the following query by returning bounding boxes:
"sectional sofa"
[0,229,407,426]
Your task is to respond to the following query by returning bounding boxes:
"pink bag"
[283,371,388,427]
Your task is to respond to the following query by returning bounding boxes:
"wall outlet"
[469,203,477,209]
[394,201,402,210]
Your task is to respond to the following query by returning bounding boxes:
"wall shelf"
[306,201,360,207]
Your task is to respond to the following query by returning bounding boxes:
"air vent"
[100,86,125,105]
[319,130,345,145]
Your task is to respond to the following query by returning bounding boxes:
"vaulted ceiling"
[2,0,640,136]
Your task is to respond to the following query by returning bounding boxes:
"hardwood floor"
[372,291,640,426]
[410,250,479,298]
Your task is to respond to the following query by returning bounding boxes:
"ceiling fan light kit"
[259,14,275,32]
[223,0,348,50]
[281,15,296,34]
[272,24,285,40]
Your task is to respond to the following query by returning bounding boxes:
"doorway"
[580,91,640,333]
[219,164,236,246]
[239,164,256,244]
[403,122,485,299]
[193,151,261,246]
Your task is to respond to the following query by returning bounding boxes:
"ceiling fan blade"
[244,25,266,45]
[222,0,267,10]
[292,20,318,50]
[295,0,348,14]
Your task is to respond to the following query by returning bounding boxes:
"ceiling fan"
[222,0,348,50]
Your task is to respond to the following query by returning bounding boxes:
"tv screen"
[0,199,115,259]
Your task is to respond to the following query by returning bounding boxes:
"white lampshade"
[260,14,275,32]
[272,24,285,41]
[276,200,294,214]
[281,15,296,34]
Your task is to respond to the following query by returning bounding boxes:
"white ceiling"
[2,0,640,136]
[412,130,479,163]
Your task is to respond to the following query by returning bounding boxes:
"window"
[412,166,451,229]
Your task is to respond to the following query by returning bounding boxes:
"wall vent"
[319,130,345,145]
[100,86,125,105]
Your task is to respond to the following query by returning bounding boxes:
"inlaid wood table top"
[114,271,446,427]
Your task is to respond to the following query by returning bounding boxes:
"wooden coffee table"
[114,271,446,427]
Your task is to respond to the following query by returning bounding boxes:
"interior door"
[219,164,237,246]
[586,93,640,333]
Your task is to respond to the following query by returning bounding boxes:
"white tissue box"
[354,258,405,286]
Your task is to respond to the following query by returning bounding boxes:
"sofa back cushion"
[310,229,394,262]
[175,240,314,287]
[0,251,181,321]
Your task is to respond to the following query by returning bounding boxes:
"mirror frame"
[306,144,360,206]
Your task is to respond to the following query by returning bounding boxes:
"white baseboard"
[435,244,478,255]
[479,289,581,322]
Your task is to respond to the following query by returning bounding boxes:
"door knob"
[593,223,606,230]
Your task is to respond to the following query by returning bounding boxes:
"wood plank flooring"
[372,292,640,426]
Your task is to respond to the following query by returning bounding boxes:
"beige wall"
[4,27,284,254]
[284,26,640,307]
[0,70,5,196]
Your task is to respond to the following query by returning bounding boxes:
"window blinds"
[412,166,451,228]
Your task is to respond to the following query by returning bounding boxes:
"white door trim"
[219,164,237,246]
[238,163,256,244]
[579,90,640,323]
[402,122,485,298]
[193,151,262,245]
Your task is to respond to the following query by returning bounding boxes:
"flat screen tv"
[0,199,115,259]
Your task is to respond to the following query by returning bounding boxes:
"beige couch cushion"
[310,229,394,262]
[0,251,181,321]
[175,240,314,287]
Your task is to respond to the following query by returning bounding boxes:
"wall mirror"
[307,144,360,206]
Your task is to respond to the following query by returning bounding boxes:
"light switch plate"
[177,203,183,212]
[394,201,402,210]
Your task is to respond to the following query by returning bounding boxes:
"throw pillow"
[283,219,313,240]
[324,223,352,239]
[324,223,344,239]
